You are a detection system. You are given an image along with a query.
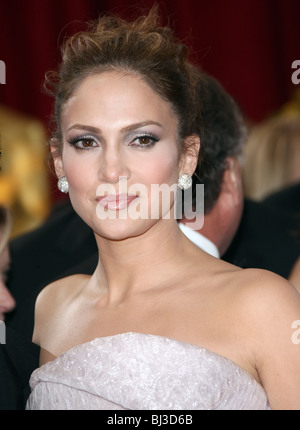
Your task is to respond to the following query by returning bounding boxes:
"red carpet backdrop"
[1,0,300,124]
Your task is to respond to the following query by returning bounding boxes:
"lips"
[97,194,138,210]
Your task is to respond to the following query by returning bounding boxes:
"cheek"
[139,149,180,186]
[62,150,96,192]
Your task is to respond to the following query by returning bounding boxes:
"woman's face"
[0,243,16,321]
[55,71,196,240]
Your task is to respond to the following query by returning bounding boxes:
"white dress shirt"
[178,222,220,258]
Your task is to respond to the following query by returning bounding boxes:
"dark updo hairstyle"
[45,5,201,158]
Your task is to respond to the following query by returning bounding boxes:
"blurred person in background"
[0,108,53,409]
[242,108,300,202]
[182,69,300,279]
[0,105,51,238]
[0,206,16,320]
[260,179,300,293]
[181,67,246,257]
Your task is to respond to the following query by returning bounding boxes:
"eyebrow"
[66,121,163,134]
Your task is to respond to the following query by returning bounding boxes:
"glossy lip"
[96,193,139,211]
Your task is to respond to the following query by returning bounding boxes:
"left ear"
[179,134,201,177]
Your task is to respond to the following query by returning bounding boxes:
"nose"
[99,145,130,184]
[0,282,16,320]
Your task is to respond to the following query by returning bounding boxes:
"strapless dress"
[26,332,270,410]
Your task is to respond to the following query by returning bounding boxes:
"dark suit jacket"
[0,327,40,410]
[263,182,300,217]
[223,198,300,277]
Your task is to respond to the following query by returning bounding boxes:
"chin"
[92,217,154,242]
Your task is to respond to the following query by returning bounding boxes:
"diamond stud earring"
[178,173,192,190]
[57,176,69,193]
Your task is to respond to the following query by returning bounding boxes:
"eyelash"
[67,135,98,150]
[67,133,159,150]
[130,133,159,148]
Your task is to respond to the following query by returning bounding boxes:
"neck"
[91,219,188,302]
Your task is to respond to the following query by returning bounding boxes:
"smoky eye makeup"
[67,134,100,150]
[67,131,160,150]
[128,131,160,148]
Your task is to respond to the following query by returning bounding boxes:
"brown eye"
[130,134,159,148]
[68,135,99,150]
[81,139,94,147]
[138,136,152,145]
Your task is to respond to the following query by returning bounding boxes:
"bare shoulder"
[33,274,90,345]
[231,267,300,312]
[188,254,299,309]
[215,265,300,323]
[35,274,90,309]
[211,265,300,409]
[234,267,300,349]
[230,268,300,409]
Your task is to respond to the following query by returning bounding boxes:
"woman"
[0,207,16,321]
[243,113,300,201]
[26,8,300,410]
